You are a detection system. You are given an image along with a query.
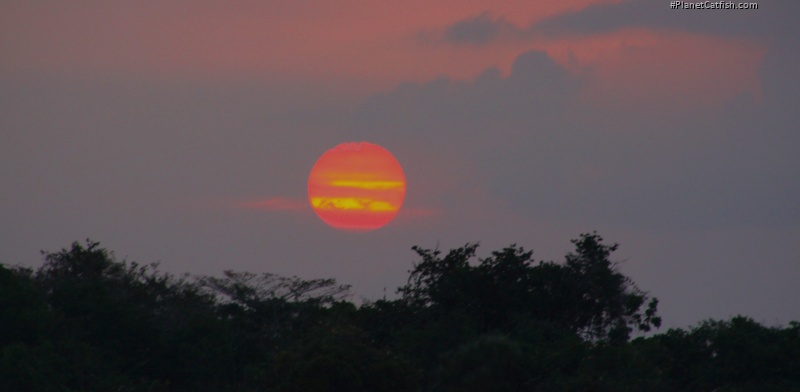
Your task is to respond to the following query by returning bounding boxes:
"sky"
[2,0,798,330]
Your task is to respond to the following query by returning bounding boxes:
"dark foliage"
[0,235,797,391]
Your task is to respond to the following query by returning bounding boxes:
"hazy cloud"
[443,12,524,44]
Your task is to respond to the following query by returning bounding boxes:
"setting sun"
[308,142,406,231]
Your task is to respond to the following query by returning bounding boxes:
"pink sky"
[1,0,763,104]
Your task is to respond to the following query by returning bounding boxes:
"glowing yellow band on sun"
[310,197,399,212]
[328,180,405,190]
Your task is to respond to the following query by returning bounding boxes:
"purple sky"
[2,0,798,329]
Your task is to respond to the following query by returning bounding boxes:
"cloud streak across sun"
[237,198,307,211]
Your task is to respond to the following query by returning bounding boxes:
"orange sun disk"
[308,142,406,231]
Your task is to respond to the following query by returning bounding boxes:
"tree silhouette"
[397,232,660,343]
[1,235,798,391]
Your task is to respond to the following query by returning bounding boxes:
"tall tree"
[563,232,661,342]
[397,233,660,342]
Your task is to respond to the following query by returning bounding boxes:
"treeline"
[1,233,798,391]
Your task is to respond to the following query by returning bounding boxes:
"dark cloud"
[442,12,524,45]
[435,1,799,49]
[531,0,799,38]
[352,48,799,232]
[355,50,576,135]
[345,46,800,327]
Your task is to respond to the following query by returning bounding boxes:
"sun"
[308,142,406,231]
